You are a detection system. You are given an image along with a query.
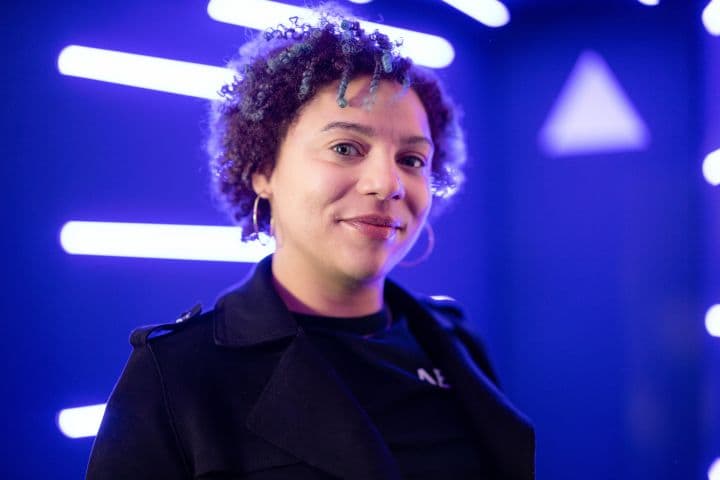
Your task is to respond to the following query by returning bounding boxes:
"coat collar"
[212,254,417,347]
[213,255,298,347]
[212,255,534,480]
[213,255,402,480]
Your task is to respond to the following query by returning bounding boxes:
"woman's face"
[253,76,433,287]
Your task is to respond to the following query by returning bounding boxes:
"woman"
[87,12,535,480]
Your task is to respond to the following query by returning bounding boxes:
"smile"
[341,215,403,241]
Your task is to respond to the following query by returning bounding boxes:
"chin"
[338,253,395,284]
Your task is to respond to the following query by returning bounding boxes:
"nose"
[356,153,405,201]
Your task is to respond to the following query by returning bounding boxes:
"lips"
[341,214,403,240]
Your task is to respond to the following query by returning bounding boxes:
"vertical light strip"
[58,46,236,100]
[57,404,106,439]
[59,221,274,263]
[206,0,455,68]
[441,0,510,27]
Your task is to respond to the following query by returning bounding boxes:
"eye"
[398,154,427,169]
[332,143,362,157]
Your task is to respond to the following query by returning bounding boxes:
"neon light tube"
[59,221,274,263]
[703,148,720,186]
[206,0,455,68]
[57,46,236,100]
[57,404,106,439]
[703,0,720,35]
[706,305,720,337]
[637,0,660,5]
[441,0,510,27]
[710,457,720,480]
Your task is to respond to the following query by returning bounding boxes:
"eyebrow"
[320,121,434,149]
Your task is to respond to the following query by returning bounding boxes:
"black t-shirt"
[294,307,492,479]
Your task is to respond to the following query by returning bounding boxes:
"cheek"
[407,178,433,216]
[270,164,351,223]
[299,163,357,206]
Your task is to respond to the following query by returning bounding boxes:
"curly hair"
[207,11,466,240]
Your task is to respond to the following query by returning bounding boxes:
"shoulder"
[120,304,224,397]
[417,293,501,387]
[385,279,467,329]
[129,303,212,349]
[415,293,482,345]
[417,294,467,327]
[418,295,465,323]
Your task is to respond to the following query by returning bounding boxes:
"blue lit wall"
[1,1,715,478]
[483,3,704,478]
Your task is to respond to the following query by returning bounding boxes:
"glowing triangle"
[539,50,650,157]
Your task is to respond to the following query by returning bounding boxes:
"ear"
[251,171,272,198]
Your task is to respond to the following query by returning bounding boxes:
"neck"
[270,253,385,317]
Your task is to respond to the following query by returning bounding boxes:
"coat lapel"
[213,256,401,480]
[386,281,536,480]
[245,331,401,480]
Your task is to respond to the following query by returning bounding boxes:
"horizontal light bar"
[703,0,720,36]
[441,0,510,27]
[707,304,720,337]
[60,221,274,263]
[703,148,720,186]
[57,404,106,439]
[710,457,720,480]
[206,0,455,68]
[57,46,236,100]
[637,0,660,5]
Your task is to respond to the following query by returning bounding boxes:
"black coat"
[87,256,535,479]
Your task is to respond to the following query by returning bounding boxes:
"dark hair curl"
[207,10,466,240]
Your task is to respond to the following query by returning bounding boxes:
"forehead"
[291,76,430,137]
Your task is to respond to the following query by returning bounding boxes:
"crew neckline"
[292,307,392,337]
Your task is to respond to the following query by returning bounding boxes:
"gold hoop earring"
[399,223,435,267]
[252,195,270,246]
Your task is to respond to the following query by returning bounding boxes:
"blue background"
[2,0,718,478]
